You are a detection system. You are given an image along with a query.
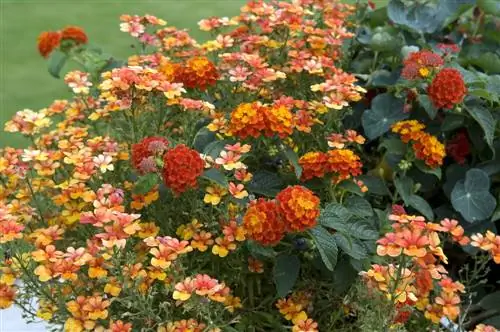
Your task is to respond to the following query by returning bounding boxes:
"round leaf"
[451,169,497,222]
[361,93,407,140]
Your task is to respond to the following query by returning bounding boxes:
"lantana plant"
[1,1,500,332]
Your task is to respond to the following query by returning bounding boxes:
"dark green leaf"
[201,168,228,187]
[247,170,284,197]
[345,196,373,218]
[247,240,276,259]
[133,173,159,195]
[48,50,68,78]
[465,105,496,155]
[274,255,300,298]
[415,159,442,179]
[394,176,413,203]
[370,69,399,87]
[379,137,407,155]
[203,140,231,158]
[451,168,497,223]
[441,114,465,131]
[358,175,390,196]
[479,291,500,310]
[337,179,364,196]
[361,93,407,140]
[418,95,438,119]
[387,0,445,33]
[408,195,434,220]
[309,226,338,271]
[333,233,368,260]
[283,146,302,179]
[193,127,216,152]
[318,203,352,230]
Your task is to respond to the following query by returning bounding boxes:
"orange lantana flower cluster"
[299,149,363,182]
[392,120,446,168]
[37,26,88,58]
[362,212,474,325]
[227,102,295,139]
[243,186,320,245]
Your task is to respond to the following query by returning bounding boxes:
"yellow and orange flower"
[391,120,425,143]
[298,151,329,181]
[228,102,266,139]
[243,198,285,246]
[326,149,363,182]
[276,186,320,232]
[412,132,446,168]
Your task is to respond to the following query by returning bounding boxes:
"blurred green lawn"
[0,0,386,147]
[0,0,247,147]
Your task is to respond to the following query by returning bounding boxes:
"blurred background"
[0,0,247,147]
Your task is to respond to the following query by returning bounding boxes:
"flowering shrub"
[1,0,500,331]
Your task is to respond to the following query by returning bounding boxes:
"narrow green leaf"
[418,95,438,119]
[274,255,300,297]
[48,50,68,79]
[283,146,302,179]
[394,176,413,203]
[408,195,434,220]
[309,226,338,271]
[466,105,496,155]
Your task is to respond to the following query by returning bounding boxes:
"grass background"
[0,0,387,147]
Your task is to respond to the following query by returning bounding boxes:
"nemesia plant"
[1,0,500,332]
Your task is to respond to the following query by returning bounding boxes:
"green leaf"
[193,127,216,152]
[247,170,284,197]
[478,0,500,15]
[479,291,500,310]
[203,140,230,159]
[361,93,407,140]
[387,0,445,33]
[48,50,68,78]
[274,255,300,298]
[370,69,399,87]
[283,146,302,179]
[408,195,434,220]
[415,159,442,179]
[345,196,373,218]
[441,114,465,131]
[309,226,338,271]
[379,137,407,155]
[247,240,276,259]
[318,203,352,230]
[466,105,496,155]
[133,173,159,195]
[333,233,368,260]
[451,168,497,223]
[358,175,390,196]
[418,95,438,119]
[346,218,379,240]
[201,168,228,187]
[394,176,413,203]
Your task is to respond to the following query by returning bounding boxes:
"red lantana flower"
[276,186,320,232]
[162,144,204,195]
[37,31,62,58]
[131,136,169,174]
[401,50,444,80]
[243,198,285,246]
[61,26,88,44]
[175,57,219,90]
[427,68,467,109]
[446,130,470,165]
